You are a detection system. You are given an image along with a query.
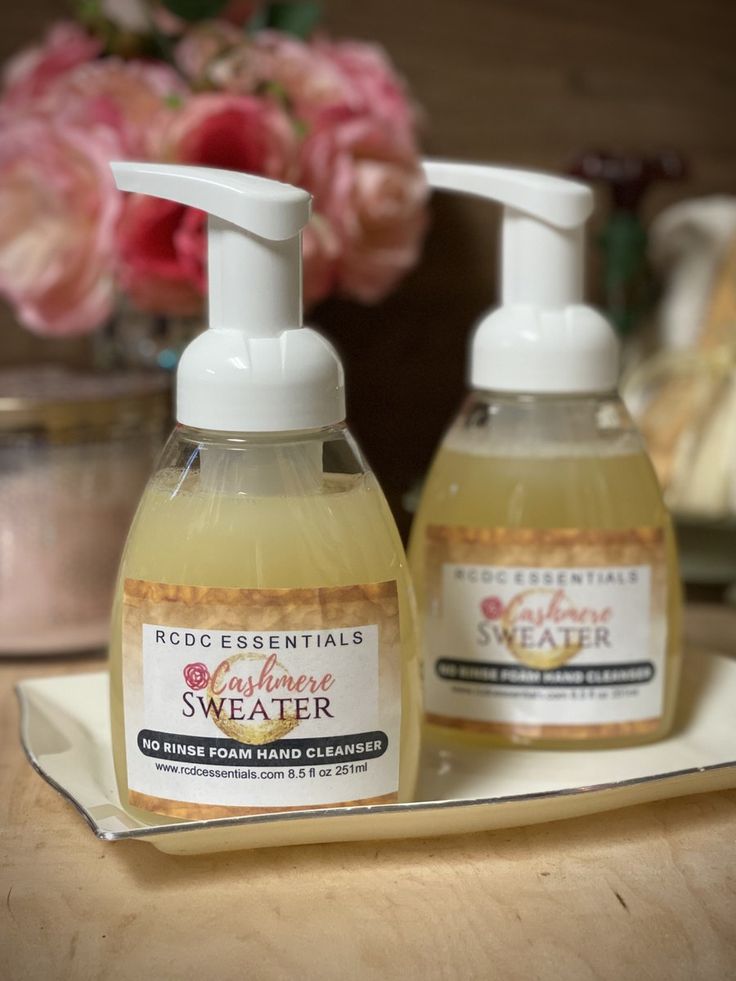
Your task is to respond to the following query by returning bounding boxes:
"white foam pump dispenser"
[423,159,619,393]
[111,161,344,431]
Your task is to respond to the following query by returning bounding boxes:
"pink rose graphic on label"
[183,661,210,690]
[481,596,505,620]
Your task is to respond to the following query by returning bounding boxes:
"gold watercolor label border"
[425,525,667,740]
[123,578,401,818]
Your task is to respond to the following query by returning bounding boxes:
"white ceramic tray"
[17,649,736,854]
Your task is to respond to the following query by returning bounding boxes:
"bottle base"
[423,717,676,752]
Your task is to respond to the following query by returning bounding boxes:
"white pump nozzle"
[423,159,619,394]
[111,162,345,432]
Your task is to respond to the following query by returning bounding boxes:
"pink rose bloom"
[37,59,188,158]
[213,32,417,144]
[174,20,244,86]
[302,214,341,308]
[314,38,418,139]
[2,23,101,109]
[117,93,297,315]
[299,116,428,303]
[0,117,120,335]
[117,197,205,316]
[247,32,345,121]
[213,31,348,127]
[165,92,296,173]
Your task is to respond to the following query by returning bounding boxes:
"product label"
[122,579,401,818]
[424,527,668,739]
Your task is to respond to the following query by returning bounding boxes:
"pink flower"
[314,38,418,139]
[183,662,210,690]
[36,59,188,158]
[302,214,341,308]
[2,23,101,109]
[174,20,244,85]
[481,597,505,621]
[117,93,297,314]
[210,31,350,126]
[247,32,346,122]
[116,196,205,316]
[299,116,428,303]
[0,117,120,336]
[0,16,426,328]
[213,32,418,143]
[164,91,296,174]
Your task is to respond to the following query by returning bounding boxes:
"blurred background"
[1,0,736,653]
[4,0,735,499]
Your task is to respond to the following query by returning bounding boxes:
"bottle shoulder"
[416,418,668,532]
[144,421,372,496]
[442,389,647,459]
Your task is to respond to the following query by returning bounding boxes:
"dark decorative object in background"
[571,150,686,337]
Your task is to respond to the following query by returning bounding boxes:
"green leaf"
[292,117,309,139]
[74,0,103,20]
[161,0,232,23]
[260,79,289,102]
[266,2,322,38]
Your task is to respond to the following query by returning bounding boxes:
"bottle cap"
[424,159,619,393]
[111,162,345,431]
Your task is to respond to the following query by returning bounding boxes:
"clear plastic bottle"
[107,163,420,821]
[409,390,682,749]
[410,160,682,750]
[111,423,421,821]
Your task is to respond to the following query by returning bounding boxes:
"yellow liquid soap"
[409,394,682,750]
[110,427,421,822]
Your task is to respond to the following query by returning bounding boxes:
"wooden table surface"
[2,605,735,981]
